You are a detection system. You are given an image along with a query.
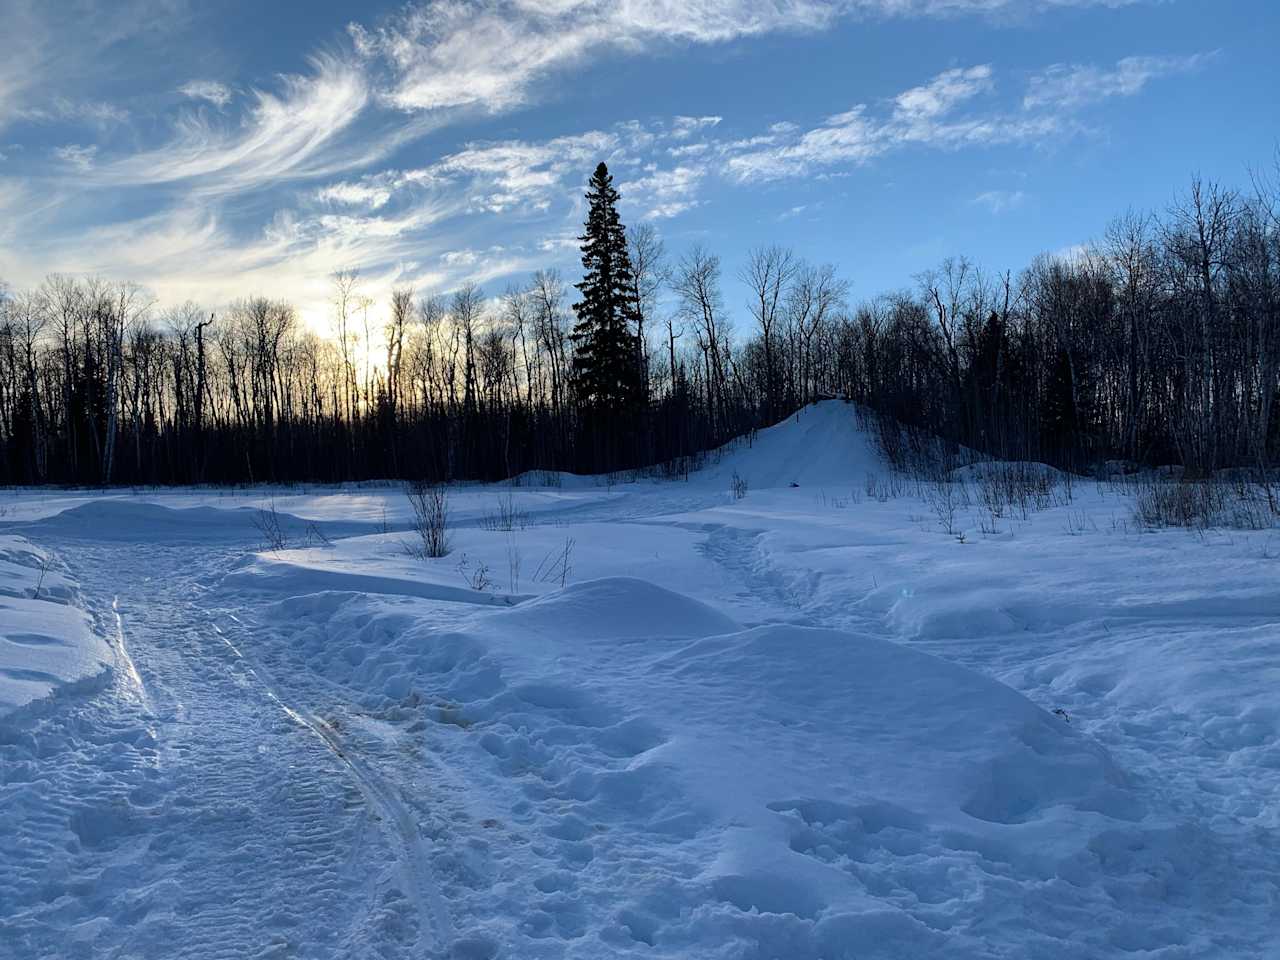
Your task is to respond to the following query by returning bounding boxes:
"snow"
[11,498,382,542]
[0,535,111,718]
[2,400,1279,957]
[693,400,885,489]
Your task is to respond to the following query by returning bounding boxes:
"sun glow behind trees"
[1,160,1280,486]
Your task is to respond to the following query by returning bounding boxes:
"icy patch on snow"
[0,536,110,718]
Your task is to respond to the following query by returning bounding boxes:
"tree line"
[1,160,1278,487]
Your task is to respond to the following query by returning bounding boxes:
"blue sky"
[0,0,1276,328]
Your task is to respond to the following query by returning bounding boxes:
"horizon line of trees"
[1,159,1279,487]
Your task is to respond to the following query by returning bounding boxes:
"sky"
[0,0,1277,331]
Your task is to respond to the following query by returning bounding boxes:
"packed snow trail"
[0,538,447,960]
[202,607,454,949]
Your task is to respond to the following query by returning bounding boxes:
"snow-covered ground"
[2,400,1278,958]
[0,534,110,718]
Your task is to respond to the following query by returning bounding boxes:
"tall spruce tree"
[571,163,642,417]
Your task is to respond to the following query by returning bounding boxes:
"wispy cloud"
[350,1,847,115]
[2,191,480,332]
[326,119,707,223]
[53,144,99,171]
[671,116,723,139]
[620,164,707,219]
[178,80,234,109]
[722,49,1211,184]
[414,129,626,213]
[723,64,1059,181]
[894,64,994,121]
[315,179,395,210]
[972,188,1026,213]
[21,97,129,128]
[0,0,191,133]
[1023,52,1215,110]
[0,0,1203,328]
[95,56,370,194]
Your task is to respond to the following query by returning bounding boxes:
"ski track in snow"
[0,541,445,959]
[204,606,454,950]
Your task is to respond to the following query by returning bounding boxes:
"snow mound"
[662,625,1137,828]
[483,576,739,640]
[695,400,885,490]
[222,554,520,606]
[0,536,110,718]
[242,568,1150,956]
[14,499,373,543]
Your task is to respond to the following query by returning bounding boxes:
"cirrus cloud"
[178,80,234,109]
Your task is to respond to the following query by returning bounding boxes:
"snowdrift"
[222,553,522,606]
[0,536,110,718]
[12,499,377,543]
[219,521,752,618]
[482,577,738,640]
[237,573,1152,957]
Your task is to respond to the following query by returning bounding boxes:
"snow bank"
[0,535,110,718]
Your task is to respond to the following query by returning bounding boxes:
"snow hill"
[692,400,885,489]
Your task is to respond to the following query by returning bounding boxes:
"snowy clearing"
[2,401,1278,958]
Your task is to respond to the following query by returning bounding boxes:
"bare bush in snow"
[859,407,968,482]
[924,480,969,537]
[304,521,331,547]
[406,481,450,558]
[253,499,288,552]
[971,462,1071,521]
[481,492,528,532]
[506,536,522,593]
[864,470,906,502]
[534,537,575,588]
[33,554,53,599]
[455,553,492,591]
[1131,477,1278,531]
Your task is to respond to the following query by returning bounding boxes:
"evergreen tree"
[1042,345,1086,459]
[966,310,1008,449]
[571,163,642,416]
